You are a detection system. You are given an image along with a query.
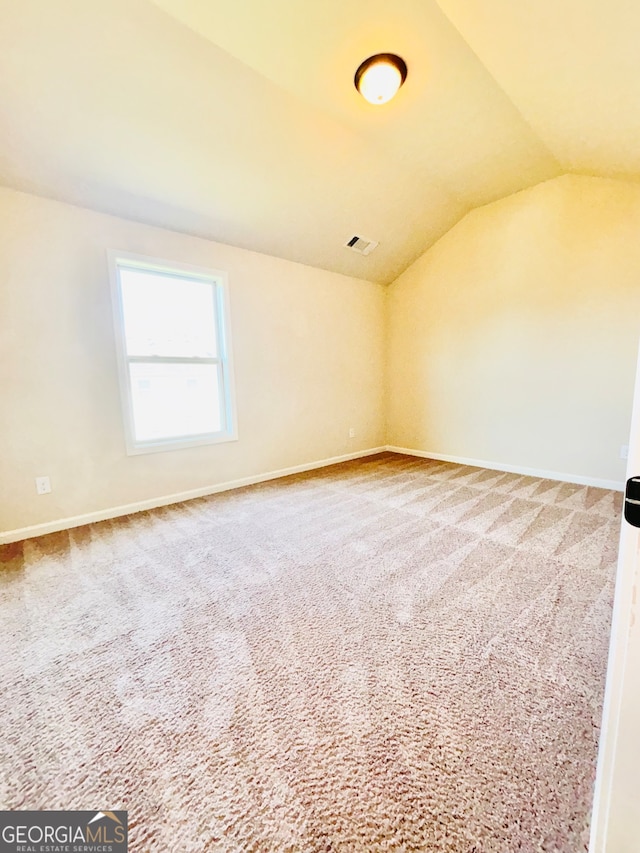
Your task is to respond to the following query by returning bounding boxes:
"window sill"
[125,430,239,456]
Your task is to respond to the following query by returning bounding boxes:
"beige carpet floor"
[0,453,621,852]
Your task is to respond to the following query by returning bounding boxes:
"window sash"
[126,355,220,365]
[125,357,229,439]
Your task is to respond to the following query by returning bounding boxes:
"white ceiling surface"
[436,0,640,179]
[0,1,634,284]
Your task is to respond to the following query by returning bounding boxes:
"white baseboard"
[385,445,625,492]
[3,445,622,545]
[0,447,387,545]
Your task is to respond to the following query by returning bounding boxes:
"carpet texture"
[0,453,621,852]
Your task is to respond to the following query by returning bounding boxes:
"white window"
[109,251,237,454]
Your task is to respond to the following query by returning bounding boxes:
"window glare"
[120,268,218,358]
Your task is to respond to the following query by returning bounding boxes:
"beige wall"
[5,174,640,537]
[387,174,640,485]
[0,187,385,536]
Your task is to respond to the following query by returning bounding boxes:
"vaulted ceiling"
[0,0,636,283]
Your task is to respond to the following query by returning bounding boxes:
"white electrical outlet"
[35,476,51,495]
[349,427,356,438]
[620,445,629,460]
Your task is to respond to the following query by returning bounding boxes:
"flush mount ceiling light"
[354,53,407,105]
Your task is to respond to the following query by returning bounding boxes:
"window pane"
[120,268,218,358]
[129,362,221,442]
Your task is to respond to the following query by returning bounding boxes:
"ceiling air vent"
[344,235,378,256]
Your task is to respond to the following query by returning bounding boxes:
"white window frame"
[108,250,238,455]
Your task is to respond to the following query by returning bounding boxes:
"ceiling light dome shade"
[354,54,407,105]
